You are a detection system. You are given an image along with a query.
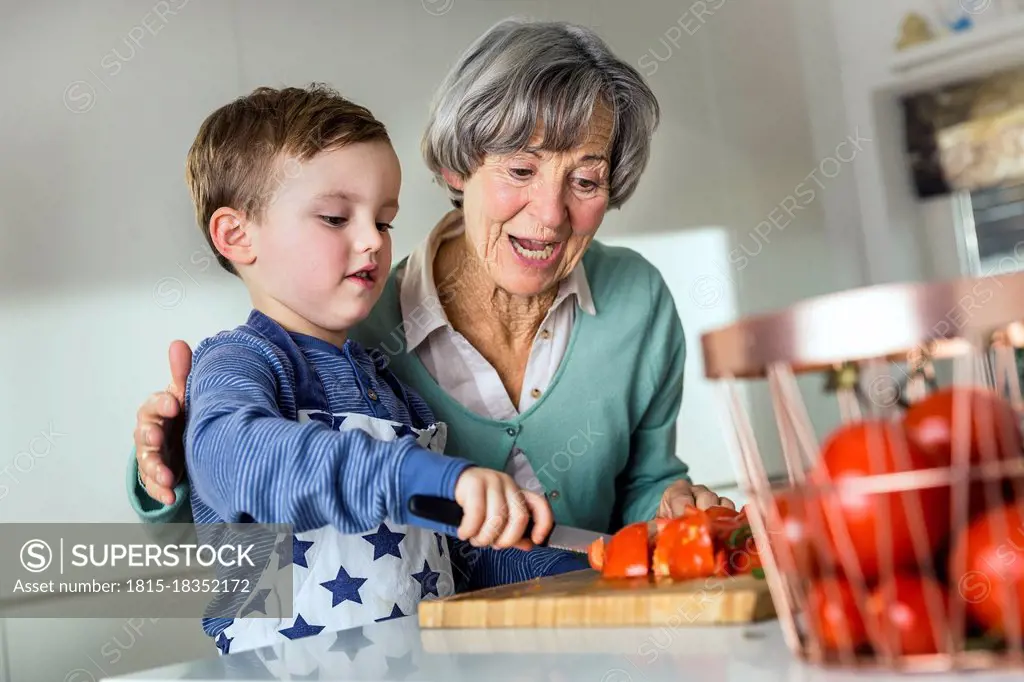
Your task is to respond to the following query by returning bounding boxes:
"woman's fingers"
[717,496,737,511]
[657,481,735,517]
[667,492,694,517]
[691,485,718,510]
[139,468,175,506]
[134,389,184,503]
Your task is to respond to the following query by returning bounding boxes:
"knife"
[407,495,610,554]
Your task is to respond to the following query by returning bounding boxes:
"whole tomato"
[806,578,868,652]
[768,491,822,577]
[813,420,951,582]
[903,386,1022,466]
[949,503,1024,636]
[866,575,950,656]
[904,387,1021,516]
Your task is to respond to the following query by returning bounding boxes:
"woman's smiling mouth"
[508,235,562,265]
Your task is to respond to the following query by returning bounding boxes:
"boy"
[180,84,583,655]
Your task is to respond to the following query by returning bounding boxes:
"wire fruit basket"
[700,272,1024,673]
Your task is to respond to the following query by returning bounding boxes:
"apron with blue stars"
[213,324,456,656]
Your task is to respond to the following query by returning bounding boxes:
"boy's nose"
[354,220,384,252]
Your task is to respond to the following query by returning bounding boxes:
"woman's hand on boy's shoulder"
[134,340,192,505]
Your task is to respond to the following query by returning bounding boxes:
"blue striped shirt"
[185,310,585,642]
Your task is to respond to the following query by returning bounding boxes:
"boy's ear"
[440,168,465,191]
[209,207,255,268]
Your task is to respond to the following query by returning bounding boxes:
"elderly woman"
[129,18,732,536]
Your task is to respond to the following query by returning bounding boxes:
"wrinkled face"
[247,141,400,335]
[453,104,614,297]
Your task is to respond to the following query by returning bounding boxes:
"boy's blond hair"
[185,83,390,274]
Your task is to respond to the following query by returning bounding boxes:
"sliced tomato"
[705,505,741,524]
[707,509,746,548]
[651,509,716,580]
[669,507,716,580]
[723,526,762,575]
[652,517,682,578]
[601,522,650,578]
[713,549,730,577]
[587,536,605,572]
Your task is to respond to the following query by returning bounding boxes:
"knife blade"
[407,494,610,554]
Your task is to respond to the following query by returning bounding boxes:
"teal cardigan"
[126,240,691,533]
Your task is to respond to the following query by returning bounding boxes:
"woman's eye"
[320,215,347,227]
[509,168,533,179]
[574,177,600,191]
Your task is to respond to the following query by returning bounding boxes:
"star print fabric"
[231,616,422,680]
[185,311,461,655]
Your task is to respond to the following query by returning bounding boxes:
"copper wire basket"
[701,272,1024,673]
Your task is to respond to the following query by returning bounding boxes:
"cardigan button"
[506,427,516,437]
[366,389,378,401]
[549,490,560,500]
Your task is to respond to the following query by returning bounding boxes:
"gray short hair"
[422,18,659,209]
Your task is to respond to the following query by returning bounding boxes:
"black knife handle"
[407,495,542,544]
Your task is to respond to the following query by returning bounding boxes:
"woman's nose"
[532,182,569,228]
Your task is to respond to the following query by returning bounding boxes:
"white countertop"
[105,616,1022,682]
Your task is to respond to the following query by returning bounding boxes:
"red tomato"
[949,503,1024,636]
[652,518,682,578]
[707,507,746,550]
[769,492,821,577]
[713,549,731,577]
[806,578,868,652]
[903,386,1021,466]
[653,517,672,535]
[602,522,650,578]
[866,575,950,656]
[705,505,741,523]
[587,537,605,572]
[813,420,951,582]
[652,509,716,580]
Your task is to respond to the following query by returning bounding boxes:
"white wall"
[818,0,1024,286]
[0,0,844,678]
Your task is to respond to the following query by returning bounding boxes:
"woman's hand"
[134,340,193,505]
[656,480,735,518]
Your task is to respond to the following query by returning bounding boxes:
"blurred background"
[3,0,1024,678]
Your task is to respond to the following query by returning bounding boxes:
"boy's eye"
[320,215,346,227]
[376,223,393,232]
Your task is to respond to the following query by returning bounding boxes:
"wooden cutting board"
[418,569,776,629]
